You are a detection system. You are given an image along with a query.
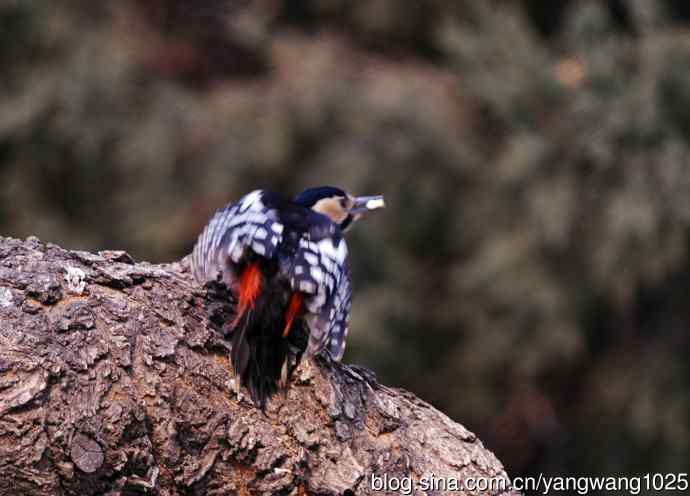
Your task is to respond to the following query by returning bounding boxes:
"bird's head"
[294,186,385,231]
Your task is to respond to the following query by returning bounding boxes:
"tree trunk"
[0,236,518,496]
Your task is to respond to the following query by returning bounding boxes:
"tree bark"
[0,236,518,496]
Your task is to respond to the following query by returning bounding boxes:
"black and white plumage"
[192,187,384,406]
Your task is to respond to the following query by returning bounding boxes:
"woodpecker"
[192,187,385,407]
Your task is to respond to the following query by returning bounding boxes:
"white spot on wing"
[231,244,243,262]
[310,266,323,282]
[239,190,263,211]
[304,252,319,266]
[317,238,347,264]
[252,242,266,256]
[300,280,316,293]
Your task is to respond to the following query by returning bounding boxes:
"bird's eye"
[339,197,348,209]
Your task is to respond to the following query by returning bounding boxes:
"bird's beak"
[350,195,385,215]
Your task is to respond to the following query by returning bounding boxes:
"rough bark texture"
[0,236,517,496]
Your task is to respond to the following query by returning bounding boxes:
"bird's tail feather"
[229,264,304,409]
[230,263,262,386]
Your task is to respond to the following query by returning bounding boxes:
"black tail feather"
[228,280,306,409]
[230,318,250,384]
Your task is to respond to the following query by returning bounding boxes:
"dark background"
[2,0,689,489]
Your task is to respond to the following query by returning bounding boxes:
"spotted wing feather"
[192,190,284,285]
[283,236,352,361]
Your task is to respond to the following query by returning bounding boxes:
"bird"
[191,186,385,407]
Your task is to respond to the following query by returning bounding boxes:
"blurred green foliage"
[2,0,690,485]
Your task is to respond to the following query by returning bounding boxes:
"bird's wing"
[283,236,352,361]
[192,190,284,285]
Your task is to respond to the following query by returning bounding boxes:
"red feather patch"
[283,292,303,337]
[231,263,262,329]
